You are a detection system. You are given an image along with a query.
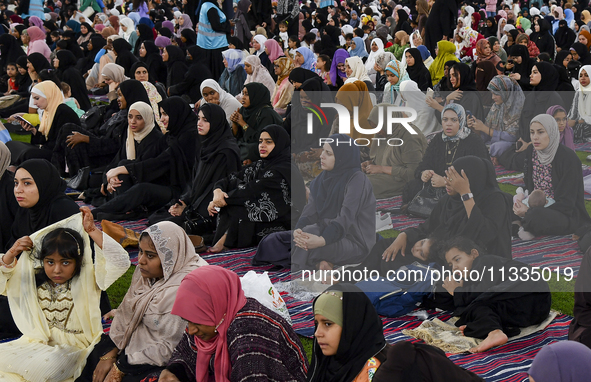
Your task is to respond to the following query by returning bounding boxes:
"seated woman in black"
[54,49,91,111]
[425,237,551,353]
[148,103,241,238]
[513,114,591,236]
[499,62,564,171]
[162,45,188,89]
[230,83,283,165]
[113,38,138,77]
[402,103,489,205]
[207,125,295,253]
[92,98,198,220]
[90,101,165,220]
[138,40,166,85]
[6,80,80,167]
[381,155,513,265]
[0,142,18,252]
[53,79,151,180]
[168,45,213,103]
[425,62,484,123]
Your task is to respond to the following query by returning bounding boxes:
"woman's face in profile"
[320,142,336,171]
[14,168,40,208]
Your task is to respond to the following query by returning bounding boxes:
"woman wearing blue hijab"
[295,46,316,70]
[350,36,368,59]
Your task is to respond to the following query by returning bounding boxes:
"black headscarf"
[113,38,138,76]
[198,102,240,163]
[159,27,173,38]
[451,62,476,91]
[134,23,155,55]
[533,61,559,92]
[140,40,161,65]
[508,44,533,79]
[555,50,571,68]
[229,36,245,50]
[11,159,80,242]
[289,67,320,87]
[307,283,387,382]
[394,8,410,34]
[164,45,185,68]
[405,47,430,90]
[241,82,273,123]
[308,134,361,220]
[16,55,31,90]
[27,52,51,74]
[118,79,151,108]
[555,19,576,50]
[0,34,25,71]
[181,28,196,46]
[483,16,497,38]
[159,96,197,137]
[80,22,94,36]
[56,49,77,71]
[130,61,150,80]
[571,42,591,65]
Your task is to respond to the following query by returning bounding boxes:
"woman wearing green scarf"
[428,40,459,86]
[230,83,283,165]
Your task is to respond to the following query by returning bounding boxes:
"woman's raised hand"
[382,232,407,262]
[445,166,470,195]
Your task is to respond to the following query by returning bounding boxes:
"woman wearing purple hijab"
[528,341,591,382]
[329,48,349,90]
[547,105,575,151]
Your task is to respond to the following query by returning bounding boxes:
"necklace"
[445,141,459,165]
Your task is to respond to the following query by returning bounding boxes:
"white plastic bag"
[240,271,292,324]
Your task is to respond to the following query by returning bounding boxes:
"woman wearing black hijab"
[393,8,412,35]
[134,23,155,56]
[93,98,198,219]
[148,102,241,233]
[113,38,138,77]
[162,45,188,89]
[208,125,298,252]
[53,79,152,180]
[405,47,432,91]
[288,66,320,89]
[307,283,388,382]
[503,29,519,52]
[499,62,565,171]
[76,34,106,75]
[0,34,24,72]
[137,40,166,85]
[555,19,576,52]
[530,18,555,57]
[482,16,497,38]
[381,155,513,261]
[54,50,92,111]
[180,28,196,47]
[506,44,535,91]
[0,143,17,253]
[571,42,591,65]
[168,45,213,103]
[446,62,484,122]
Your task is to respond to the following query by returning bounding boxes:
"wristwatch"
[242,124,249,131]
[461,193,474,202]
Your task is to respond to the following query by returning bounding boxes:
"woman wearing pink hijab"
[264,38,285,63]
[26,26,51,62]
[156,265,308,382]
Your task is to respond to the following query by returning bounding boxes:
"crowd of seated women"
[3,0,591,381]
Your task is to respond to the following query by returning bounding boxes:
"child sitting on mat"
[423,236,552,353]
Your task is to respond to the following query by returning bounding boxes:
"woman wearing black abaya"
[180,29,196,48]
[506,44,535,91]
[137,41,166,85]
[381,155,513,263]
[53,79,152,179]
[0,143,17,252]
[76,34,106,75]
[555,20,577,52]
[92,98,197,220]
[6,81,80,167]
[424,0,459,57]
[148,103,242,235]
[571,42,591,65]
[168,45,213,103]
[113,38,138,77]
[530,18,555,57]
[195,0,232,82]
[405,47,432,91]
[0,34,25,72]
[208,125,297,252]
[231,82,283,163]
[163,45,188,89]
[134,24,155,56]
[393,9,412,35]
[54,50,92,111]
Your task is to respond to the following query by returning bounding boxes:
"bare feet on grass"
[469,329,508,353]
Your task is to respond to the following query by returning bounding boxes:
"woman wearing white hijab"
[365,38,385,82]
[253,34,268,56]
[568,65,591,138]
[119,17,138,48]
[199,79,243,125]
[399,80,439,134]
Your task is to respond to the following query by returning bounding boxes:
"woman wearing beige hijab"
[87,221,208,381]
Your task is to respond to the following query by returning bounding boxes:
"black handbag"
[66,167,90,191]
[406,184,446,219]
[183,209,216,236]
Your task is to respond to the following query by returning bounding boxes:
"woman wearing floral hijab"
[271,56,294,116]
[242,55,276,100]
